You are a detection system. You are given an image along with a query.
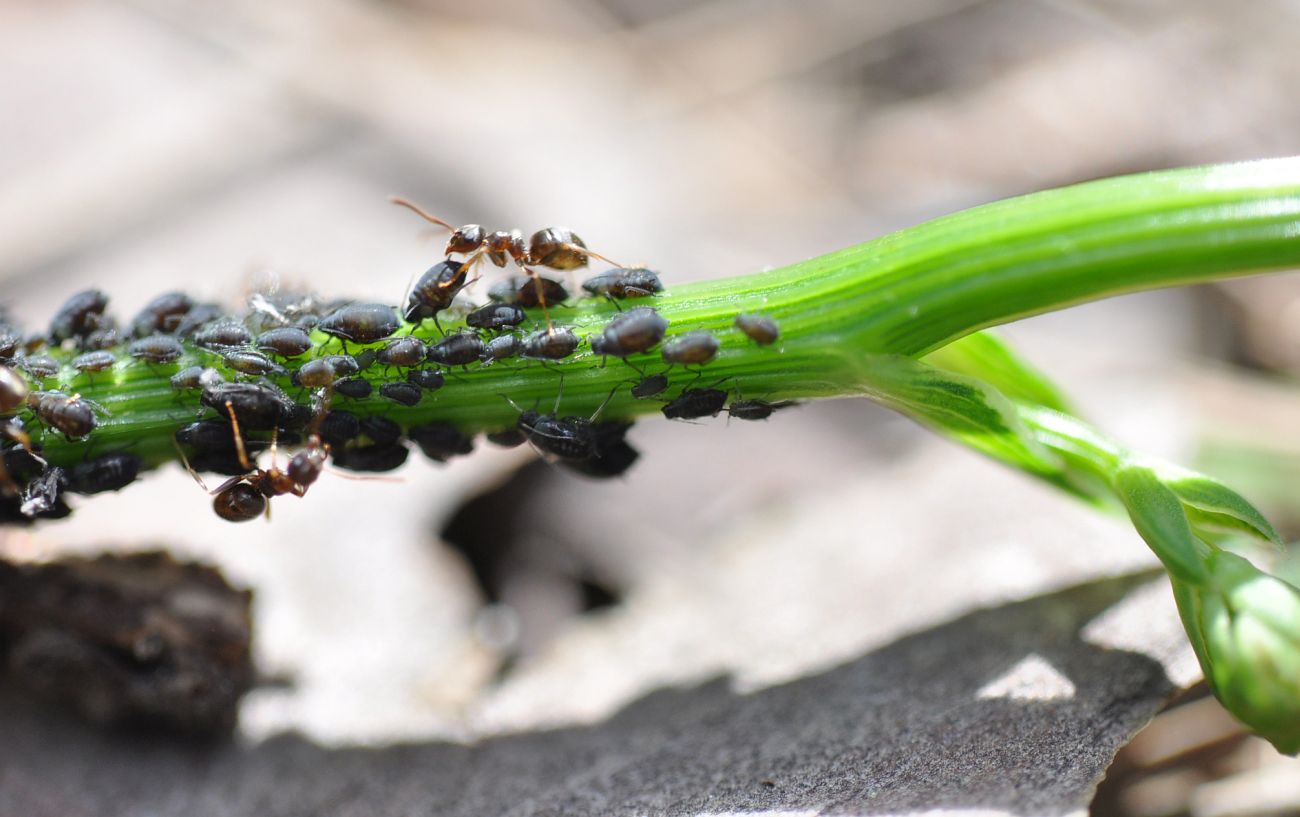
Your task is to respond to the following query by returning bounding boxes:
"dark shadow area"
[0,571,1175,817]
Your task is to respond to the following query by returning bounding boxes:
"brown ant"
[175,401,329,522]
[390,196,620,325]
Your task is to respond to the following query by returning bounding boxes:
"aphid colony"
[1,206,790,524]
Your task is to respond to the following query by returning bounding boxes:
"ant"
[175,401,328,522]
[390,196,620,325]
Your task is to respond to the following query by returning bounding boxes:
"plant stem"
[23,157,1300,470]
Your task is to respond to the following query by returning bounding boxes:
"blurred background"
[3,1,1300,814]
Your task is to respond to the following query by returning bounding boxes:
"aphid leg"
[589,386,619,423]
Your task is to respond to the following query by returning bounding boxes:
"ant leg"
[518,265,556,331]
[223,400,254,472]
[171,435,217,493]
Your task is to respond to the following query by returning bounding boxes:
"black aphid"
[170,366,223,391]
[292,355,360,388]
[522,327,579,360]
[428,333,484,367]
[318,410,362,447]
[631,372,669,399]
[68,452,141,494]
[661,332,720,366]
[581,268,663,299]
[408,422,474,462]
[404,260,468,324]
[379,381,422,406]
[17,355,59,381]
[71,350,116,374]
[334,378,373,399]
[591,307,667,358]
[193,319,253,350]
[34,392,97,438]
[360,416,403,446]
[222,349,285,377]
[49,289,110,343]
[466,303,526,331]
[727,399,797,421]
[661,388,728,420]
[200,381,293,430]
[481,334,521,363]
[332,442,409,473]
[734,313,779,346]
[318,303,400,345]
[131,291,193,336]
[377,336,428,368]
[257,326,314,358]
[407,369,445,391]
[127,334,184,364]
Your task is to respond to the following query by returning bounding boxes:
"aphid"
[1,365,31,413]
[222,349,285,377]
[173,303,225,338]
[17,355,59,381]
[200,382,294,430]
[727,398,797,421]
[130,291,193,336]
[331,441,409,472]
[176,418,261,454]
[581,268,663,300]
[318,303,401,345]
[379,381,422,406]
[399,370,442,393]
[521,327,579,360]
[71,350,116,375]
[661,332,720,366]
[485,428,526,448]
[661,387,728,420]
[516,411,595,460]
[0,327,21,359]
[20,467,68,518]
[68,452,141,494]
[404,260,469,325]
[480,334,521,363]
[466,303,526,331]
[562,421,639,479]
[377,336,428,368]
[193,319,253,350]
[359,416,402,447]
[334,378,373,399]
[317,410,361,447]
[427,333,484,367]
[257,326,314,358]
[590,307,667,359]
[80,326,121,352]
[33,392,98,438]
[170,366,224,391]
[128,334,184,364]
[514,276,569,309]
[734,313,779,346]
[630,372,669,399]
[49,289,110,343]
[292,355,360,389]
[408,422,474,462]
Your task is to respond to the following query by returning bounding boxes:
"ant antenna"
[389,196,457,233]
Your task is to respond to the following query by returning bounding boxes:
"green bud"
[1173,550,1300,754]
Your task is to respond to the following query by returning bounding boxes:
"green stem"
[22,157,1300,469]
